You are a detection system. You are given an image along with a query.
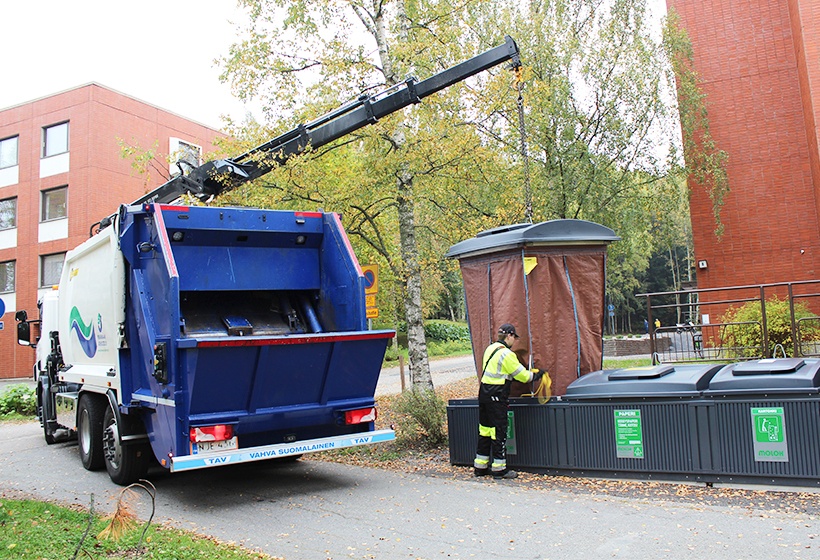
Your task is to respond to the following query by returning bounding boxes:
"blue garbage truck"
[15,38,521,484]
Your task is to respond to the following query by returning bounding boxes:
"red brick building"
[668,0,820,291]
[0,83,223,379]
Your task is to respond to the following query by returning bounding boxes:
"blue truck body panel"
[116,204,394,469]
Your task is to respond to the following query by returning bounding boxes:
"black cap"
[498,323,519,338]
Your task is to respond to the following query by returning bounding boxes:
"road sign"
[366,307,379,319]
[362,264,379,295]
[365,294,377,308]
[0,297,5,316]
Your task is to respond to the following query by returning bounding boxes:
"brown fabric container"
[446,220,619,396]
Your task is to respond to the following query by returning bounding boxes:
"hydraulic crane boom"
[134,36,520,206]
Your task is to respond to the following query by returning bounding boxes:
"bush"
[393,388,447,446]
[721,296,820,357]
[0,384,36,416]
[427,339,473,357]
[424,320,470,342]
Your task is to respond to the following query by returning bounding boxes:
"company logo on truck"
[69,307,97,358]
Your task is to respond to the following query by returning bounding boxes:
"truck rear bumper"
[170,429,395,472]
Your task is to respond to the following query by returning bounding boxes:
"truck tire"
[78,394,105,470]
[102,406,151,485]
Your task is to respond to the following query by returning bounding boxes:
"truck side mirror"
[15,310,27,322]
[16,321,31,346]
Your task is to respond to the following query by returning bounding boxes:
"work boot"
[493,469,518,480]
[474,468,491,477]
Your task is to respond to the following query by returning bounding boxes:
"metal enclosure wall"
[448,359,820,486]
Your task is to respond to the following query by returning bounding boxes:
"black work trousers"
[476,385,509,471]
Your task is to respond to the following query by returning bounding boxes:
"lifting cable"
[514,65,533,224]
[514,65,551,402]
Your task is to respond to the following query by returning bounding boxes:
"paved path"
[2,420,819,559]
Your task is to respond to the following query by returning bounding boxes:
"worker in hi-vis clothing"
[474,323,543,479]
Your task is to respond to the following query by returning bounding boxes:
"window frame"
[0,197,17,230]
[0,135,18,169]
[169,137,202,176]
[42,121,69,158]
[41,186,68,222]
[40,253,65,288]
[0,260,15,294]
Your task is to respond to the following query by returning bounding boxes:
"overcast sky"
[1,0,253,129]
[2,1,668,131]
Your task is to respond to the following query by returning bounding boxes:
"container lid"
[565,364,723,400]
[707,358,820,393]
[730,358,805,375]
[608,364,675,380]
[445,219,620,259]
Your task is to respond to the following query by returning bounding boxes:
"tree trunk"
[372,3,432,391]
[396,166,434,391]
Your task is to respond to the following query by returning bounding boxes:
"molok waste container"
[560,364,724,476]
[448,359,820,485]
[447,397,558,470]
[704,358,820,483]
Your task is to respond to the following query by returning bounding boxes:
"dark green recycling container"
[560,363,724,477]
[704,358,820,483]
[447,359,820,485]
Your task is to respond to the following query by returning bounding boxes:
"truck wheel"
[78,394,105,470]
[102,406,150,486]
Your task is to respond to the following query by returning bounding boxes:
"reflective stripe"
[478,424,496,439]
[491,459,507,472]
[474,455,490,469]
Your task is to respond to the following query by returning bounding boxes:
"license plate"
[192,436,238,454]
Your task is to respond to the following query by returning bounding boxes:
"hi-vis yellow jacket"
[480,342,535,385]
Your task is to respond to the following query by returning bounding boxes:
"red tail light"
[190,424,234,443]
[344,407,377,425]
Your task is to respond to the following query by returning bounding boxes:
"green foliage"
[393,388,447,447]
[218,1,700,379]
[383,336,472,365]
[0,384,36,417]
[0,499,269,559]
[427,339,473,358]
[424,320,470,342]
[721,297,820,358]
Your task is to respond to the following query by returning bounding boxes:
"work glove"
[531,368,544,381]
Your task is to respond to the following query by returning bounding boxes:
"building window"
[41,253,64,288]
[43,122,69,158]
[0,198,16,230]
[0,136,18,169]
[41,186,67,222]
[170,138,202,176]
[0,260,14,293]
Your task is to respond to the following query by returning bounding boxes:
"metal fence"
[639,280,820,364]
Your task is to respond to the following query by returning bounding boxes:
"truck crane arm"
[132,36,520,206]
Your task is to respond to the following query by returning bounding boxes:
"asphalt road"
[375,355,476,395]
[2,420,819,559]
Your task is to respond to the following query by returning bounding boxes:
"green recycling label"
[751,407,788,462]
[614,409,644,459]
[506,410,516,455]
